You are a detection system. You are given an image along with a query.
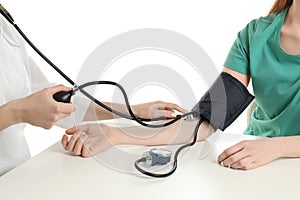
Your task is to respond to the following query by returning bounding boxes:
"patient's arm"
[63,67,249,157]
[83,101,185,121]
[61,118,213,157]
[218,135,300,170]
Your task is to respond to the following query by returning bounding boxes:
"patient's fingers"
[66,124,90,135]
[72,134,89,156]
[61,134,69,150]
[67,132,83,151]
[82,145,93,158]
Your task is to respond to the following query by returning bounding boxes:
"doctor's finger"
[49,84,73,94]
[56,103,75,114]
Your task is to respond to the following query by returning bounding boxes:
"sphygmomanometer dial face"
[151,148,172,157]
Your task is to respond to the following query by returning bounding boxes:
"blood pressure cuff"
[192,72,254,131]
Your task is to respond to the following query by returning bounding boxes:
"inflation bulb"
[53,90,74,103]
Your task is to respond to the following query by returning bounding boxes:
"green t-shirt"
[224,7,300,137]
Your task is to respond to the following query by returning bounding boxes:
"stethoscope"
[0,4,205,178]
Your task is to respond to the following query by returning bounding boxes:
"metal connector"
[183,112,199,121]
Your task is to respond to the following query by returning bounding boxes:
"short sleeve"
[224,20,257,75]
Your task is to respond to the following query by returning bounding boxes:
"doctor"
[0,10,183,176]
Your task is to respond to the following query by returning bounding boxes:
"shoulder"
[244,11,284,35]
[0,14,24,47]
[236,11,284,45]
[252,13,280,28]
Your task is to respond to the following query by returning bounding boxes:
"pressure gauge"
[142,148,172,167]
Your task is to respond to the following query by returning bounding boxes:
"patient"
[63,0,300,170]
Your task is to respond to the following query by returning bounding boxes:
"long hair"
[269,0,293,14]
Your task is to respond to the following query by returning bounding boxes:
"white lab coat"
[0,14,89,176]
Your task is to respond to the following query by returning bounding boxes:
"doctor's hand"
[61,124,114,157]
[132,101,185,119]
[217,138,280,170]
[16,85,74,129]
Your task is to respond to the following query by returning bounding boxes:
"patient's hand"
[217,138,279,170]
[61,124,114,157]
[132,101,185,119]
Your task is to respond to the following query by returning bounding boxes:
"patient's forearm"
[110,119,213,146]
[83,102,128,121]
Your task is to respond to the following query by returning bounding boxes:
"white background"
[2,0,274,156]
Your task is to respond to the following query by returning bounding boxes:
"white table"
[0,132,299,200]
